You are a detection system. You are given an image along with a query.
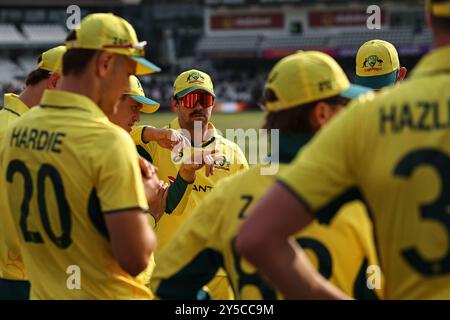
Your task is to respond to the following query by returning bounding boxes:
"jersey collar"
[3,93,29,116]
[270,132,315,164]
[39,90,106,118]
[411,45,450,78]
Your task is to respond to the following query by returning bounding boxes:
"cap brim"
[354,70,397,90]
[130,56,161,76]
[130,95,160,113]
[341,83,373,99]
[175,85,215,98]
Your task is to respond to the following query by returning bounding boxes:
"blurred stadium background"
[0,0,429,130]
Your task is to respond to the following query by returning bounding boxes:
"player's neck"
[58,74,100,108]
[19,85,43,109]
[187,125,210,146]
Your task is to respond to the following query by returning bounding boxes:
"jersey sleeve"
[151,184,225,299]
[95,129,149,214]
[165,173,193,215]
[130,125,157,163]
[277,101,366,224]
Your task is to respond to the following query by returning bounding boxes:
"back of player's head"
[25,45,66,87]
[354,40,400,90]
[262,51,370,133]
[427,0,450,33]
[62,30,97,76]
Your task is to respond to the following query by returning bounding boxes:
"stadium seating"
[0,24,25,45]
[0,59,22,82]
[197,35,261,54]
[22,24,67,44]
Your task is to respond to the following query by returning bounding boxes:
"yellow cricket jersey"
[151,134,383,300]
[131,119,249,255]
[0,90,152,299]
[0,93,29,281]
[131,119,248,300]
[278,45,450,299]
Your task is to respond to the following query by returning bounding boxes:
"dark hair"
[25,54,51,86]
[262,88,350,133]
[430,0,450,33]
[62,30,98,76]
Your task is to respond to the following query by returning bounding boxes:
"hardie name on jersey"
[380,100,450,134]
[9,126,66,153]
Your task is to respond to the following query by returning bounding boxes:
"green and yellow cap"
[265,51,371,112]
[173,69,215,98]
[38,45,66,73]
[65,13,161,76]
[355,39,400,89]
[126,75,159,113]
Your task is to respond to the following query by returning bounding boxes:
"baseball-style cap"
[126,75,159,113]
[65,13,161,76]
[427,0,450,17]
[355,39,400,90]
[265,51,371,112]
[38,45,66,73]
[173,69,215,98]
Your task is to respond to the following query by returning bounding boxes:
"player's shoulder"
[214,131,242,151]
[78,118,135,156]
[96,120,133,146]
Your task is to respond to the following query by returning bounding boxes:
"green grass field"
[140,111,265,132]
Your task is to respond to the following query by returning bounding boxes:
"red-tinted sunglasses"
[177,92,215,108]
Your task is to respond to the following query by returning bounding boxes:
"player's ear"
[310,101,332,130]
[171,98,178,112]
[47,72,61,89]
[397,67,407,82]
[96,51,114,78]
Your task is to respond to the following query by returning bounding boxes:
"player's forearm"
[141,126,159,143]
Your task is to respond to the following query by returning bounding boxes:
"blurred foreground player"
[1,13,160,299]
[237,0,450,299]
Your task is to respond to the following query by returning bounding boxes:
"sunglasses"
[177,92,215,108]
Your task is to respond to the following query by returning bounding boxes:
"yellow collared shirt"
[279,45,450,299]
[1,89,151,299]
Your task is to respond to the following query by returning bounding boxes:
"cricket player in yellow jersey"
[109,74,176,289]
[0,45,65,300]
[151,51,382,300]
[1,13,161,299]
[354,39,407,90]
[237,0,450,300]
[131,69,248,299]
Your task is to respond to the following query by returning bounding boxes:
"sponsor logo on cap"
[187,71,205,84]
[362,55,383,72]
